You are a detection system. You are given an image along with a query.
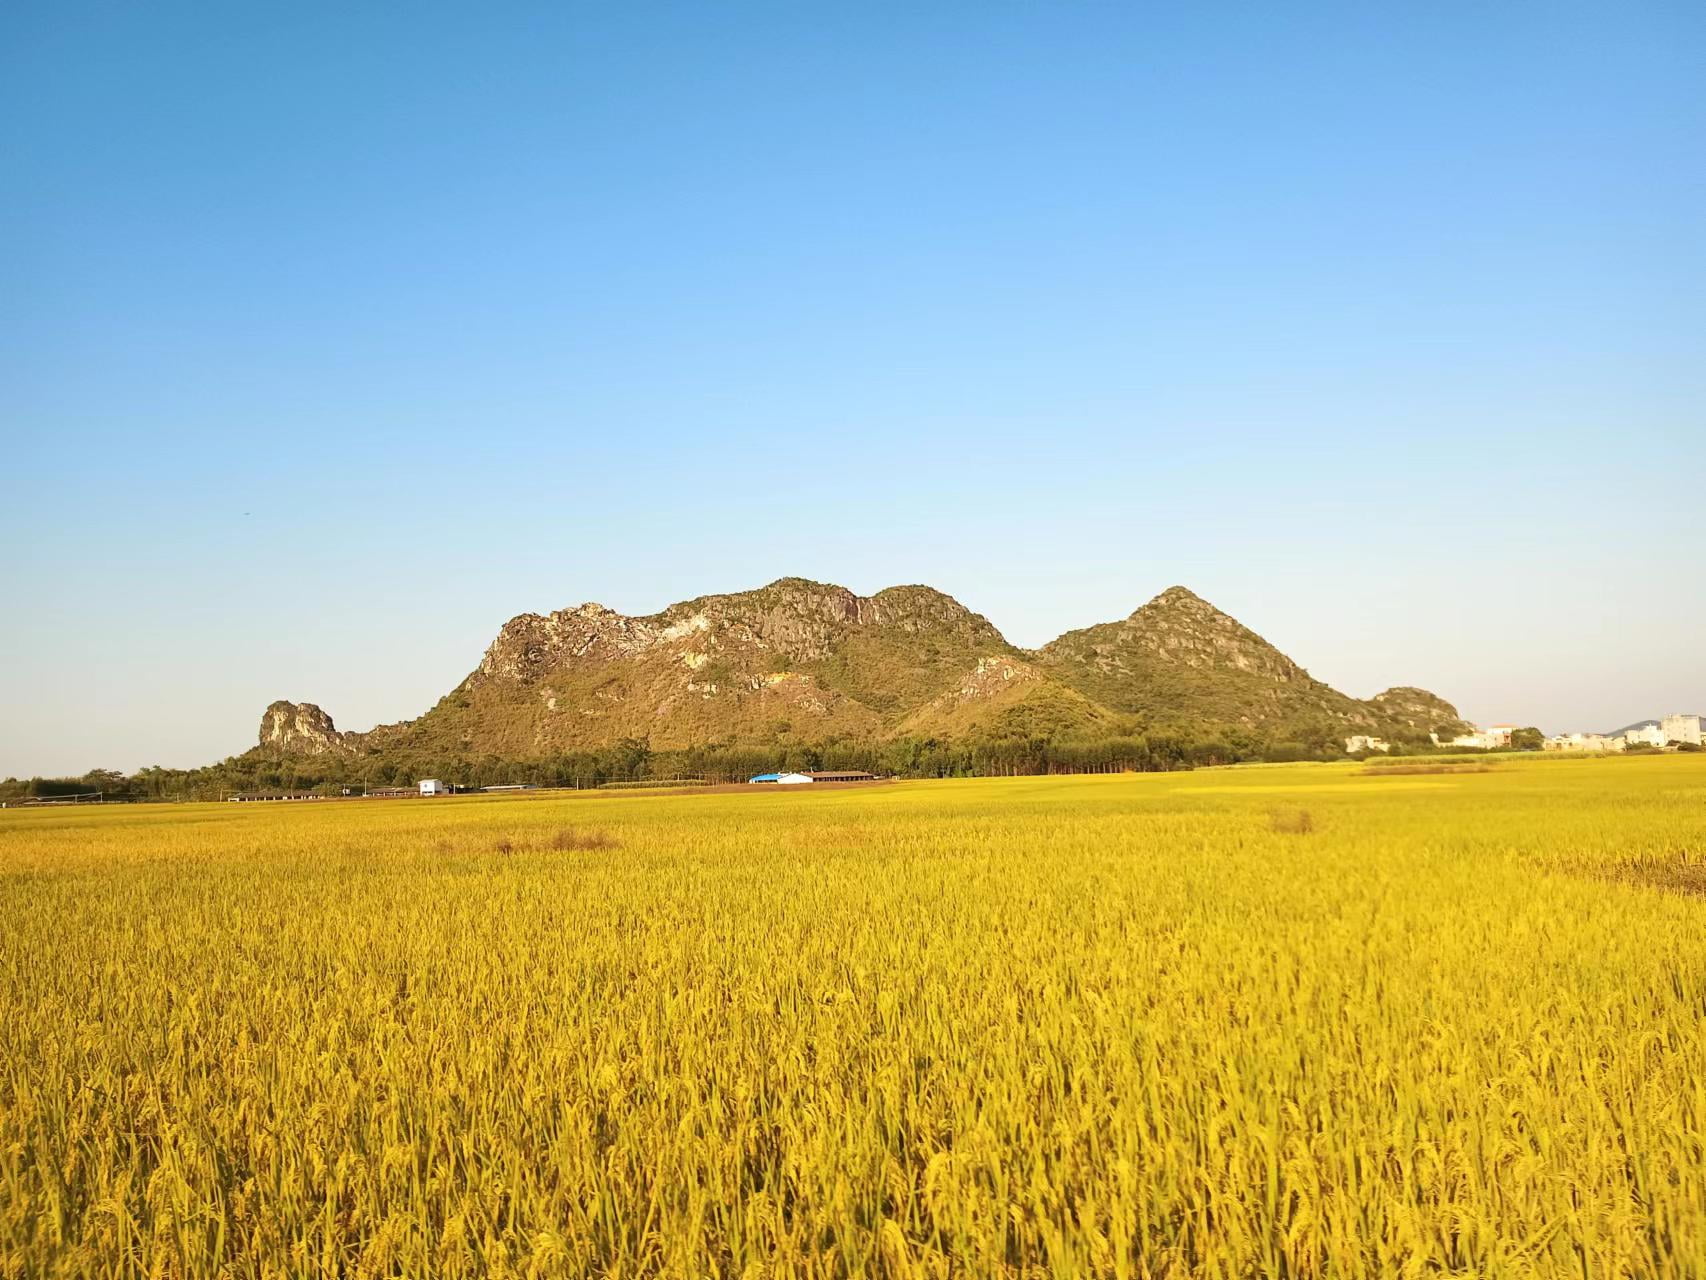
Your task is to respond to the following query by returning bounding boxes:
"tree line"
[4,720,1481,803]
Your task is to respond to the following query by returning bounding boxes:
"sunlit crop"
[2,756,1703,1277]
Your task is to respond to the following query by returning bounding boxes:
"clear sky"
[2,1,1702,776]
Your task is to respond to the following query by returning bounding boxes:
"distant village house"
[1434,724,1515,751]
[1544,713,1700,752]
[1543,732,1618,752]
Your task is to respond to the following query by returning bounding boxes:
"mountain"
[267,579,1048,758]
[1035,587,1468,740]
[251,579,1468,759]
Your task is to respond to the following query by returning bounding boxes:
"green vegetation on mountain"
[896,656,1116,741]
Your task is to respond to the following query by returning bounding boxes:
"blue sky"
[2,1,1702,774]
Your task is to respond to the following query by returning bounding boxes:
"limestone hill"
[252,578,1469,759]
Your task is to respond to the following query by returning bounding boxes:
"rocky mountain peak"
[866,584,988,632]
[1116,588,1304,681]
[258,700,350,755]
[1130,585,1240,629]
[1144,585,1208,610]
[477,604,642,682]
[733,578,870,628]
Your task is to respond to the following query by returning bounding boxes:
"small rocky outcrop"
[258,700,351,755]
[1367,687,1473,738]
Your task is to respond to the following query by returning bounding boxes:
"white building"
[1660,713,1702,746]
[419,778,449,796]
[1544,733,1619,752]
[1622,724,1667,749]
[1445,725,1510,750]
[1344,735,1390,754]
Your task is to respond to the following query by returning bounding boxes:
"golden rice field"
[3,756,1705,1279]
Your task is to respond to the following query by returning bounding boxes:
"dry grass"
[550,826,620,851]
[1361,761,1497,776]
[1268,806,1316,834]
[493,828,619,856]
[1594,850,1706,898]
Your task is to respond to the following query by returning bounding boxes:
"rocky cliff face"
[472,579,1003,687]
[258,701,351,755]
[251,578,1469,755]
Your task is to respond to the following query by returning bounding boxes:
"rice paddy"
[2,754,1704,1277]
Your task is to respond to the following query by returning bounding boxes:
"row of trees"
[4,719,1490,803]
[16,704,1672,806]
